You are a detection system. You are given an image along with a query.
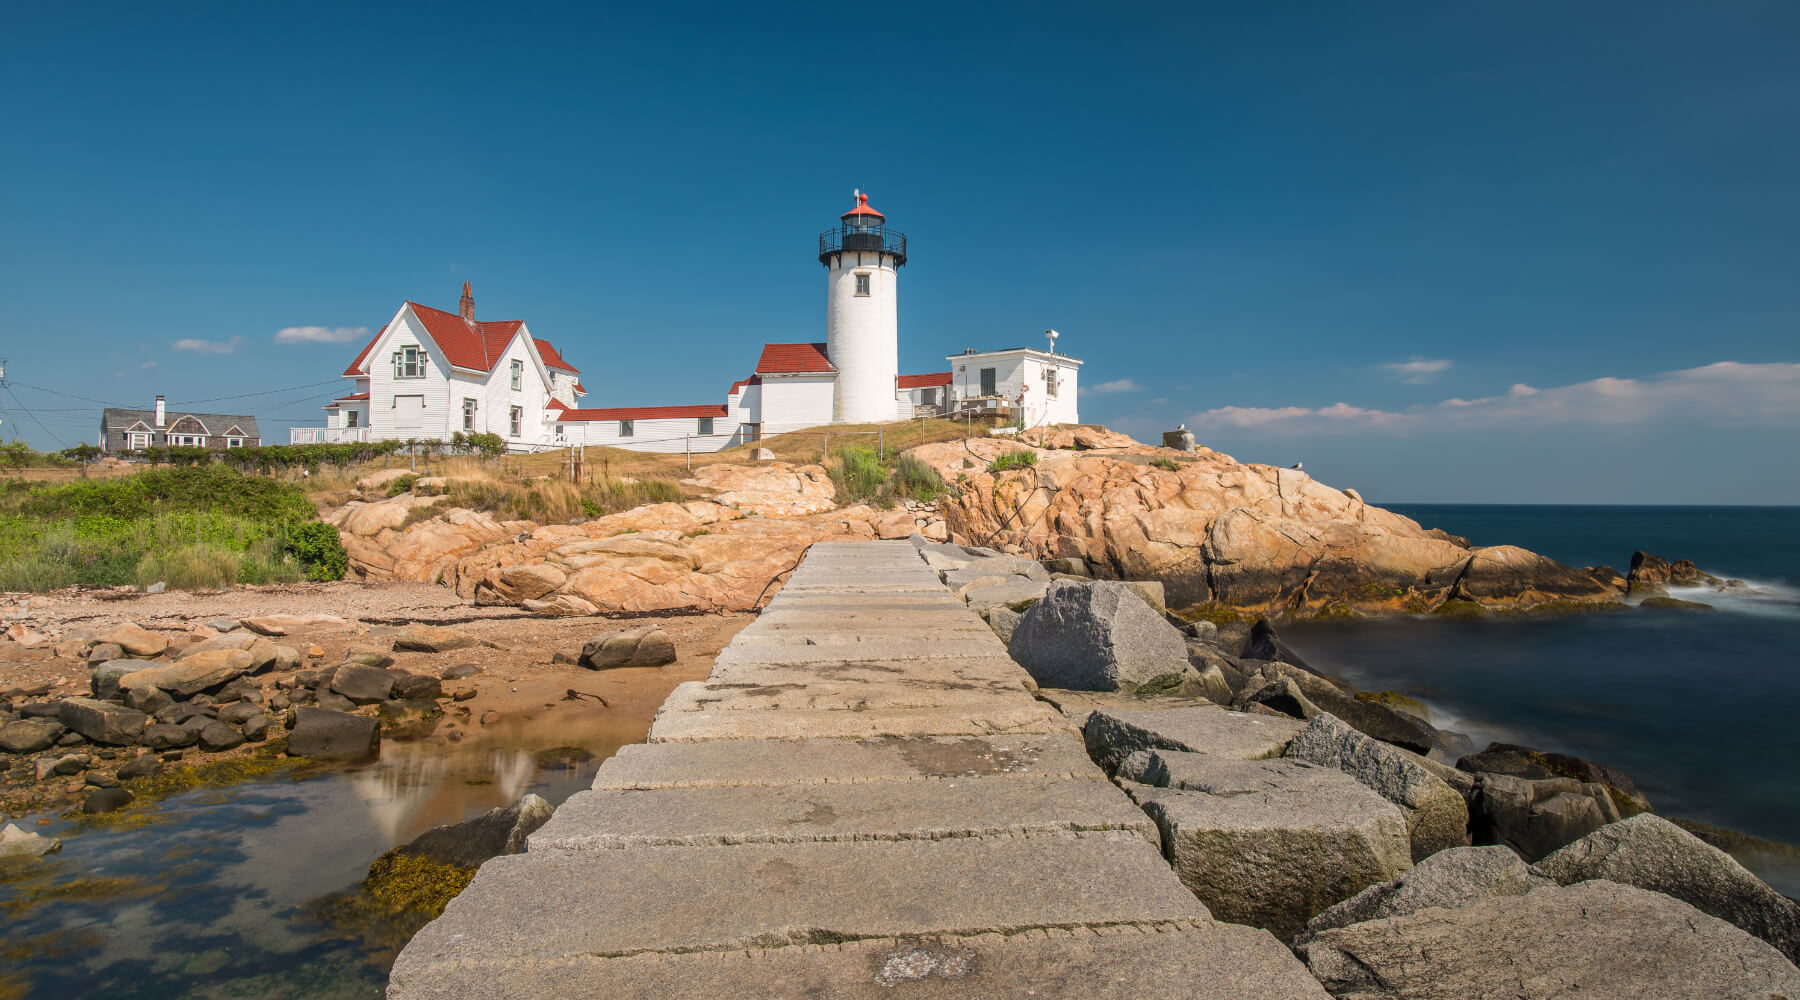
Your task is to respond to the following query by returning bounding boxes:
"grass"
[891,453,947,502]
[0,466,345,591]
[829,445,892,506]
[436,474,685,524]
[988,449,1039,473]
[1150,457,1182,472]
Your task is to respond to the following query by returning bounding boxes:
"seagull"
[1290,462,1303,470]
[1178,423,1186,431]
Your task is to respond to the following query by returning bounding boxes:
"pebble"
[452,689,477,702]
[479,710,500,726]
[86,772,120,788]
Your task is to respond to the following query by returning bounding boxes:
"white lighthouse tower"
[820,191,906,423]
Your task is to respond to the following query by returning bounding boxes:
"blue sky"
[3,2,1796,503]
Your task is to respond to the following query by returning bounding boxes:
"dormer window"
[393,345,425,379]
[854,273,870,296]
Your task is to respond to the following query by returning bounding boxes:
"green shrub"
[892,454,946,502]
[828,445,893,507]
[135,544,242,590]
[1150,458,1181,472]
[284,522,348,581]
[385,474,419,497]
[0,555,76,592]
[988,449,1039,473]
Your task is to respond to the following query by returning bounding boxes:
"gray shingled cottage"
[99,395,261,452]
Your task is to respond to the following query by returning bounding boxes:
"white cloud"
[172,337,242,354]
[1083,378,1143,395]
[274,325,368,345]
[140,361,157,369]
[1188,361,1800,436]
[1379,357,1454,383]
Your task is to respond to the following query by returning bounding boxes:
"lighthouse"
[819,191,906,423]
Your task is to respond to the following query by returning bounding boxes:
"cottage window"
[979,368,997,397]
[345,410,360,428]
[509,406,523,437]
[854,272,870,296]
[511,360,523,392]
[697,416,714,435]
[226,437,244,448]
[393,345,425,379]
[619,420,634,437]
[170,434,206,447]
[920,387,937,407]
[1043,368,1059,398]
[128,431,150,450]
[463,398,477,431]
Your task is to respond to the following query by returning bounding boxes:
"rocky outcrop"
[1019,425,1136,450]
[1007,581,1191,692]
[1285,714,1469,862]
[1298,845,1549,941]
[286,707,381,762]
[925,438,1620,615]
[684,463,837,517]
[1298,881,1800,999]
[580,625,677,669]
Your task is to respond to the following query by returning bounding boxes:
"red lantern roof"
[841,192,885,220]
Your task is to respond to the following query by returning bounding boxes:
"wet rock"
[330,664,397,705]
[378,699,443,739]
[1625,550,1671,595]
[1008,580,1192,692]
[393,624,482,653]
[1639,595,1715,611]
[390,672,443,701]
[1286,713,1470,862]
[1298,881,1800,999]
[117,754,162,780]
[139,723,198,750]
[286,707,381,762]
[58,697,147,746]
[0,718,66,754]
[91,659,156,701]
[580,626,676,670]
[117,651,254,699]
[1125,758,1412,940]
[98,623,168,657]
[197,720,246,752]
[1451,545,1615,608]
[1534,814,1800,964]
[82,786,134,814]
[0,822,62,859]
[400,793,554,868]
[1299,846,1550,942]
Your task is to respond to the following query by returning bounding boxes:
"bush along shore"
[914,533,1800,995]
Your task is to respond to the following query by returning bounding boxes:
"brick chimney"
[154,395,166,429]
[459,281,475,324]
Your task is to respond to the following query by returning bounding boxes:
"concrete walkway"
[388,541,1327,999]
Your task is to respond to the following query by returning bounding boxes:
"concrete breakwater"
[387,540,1329,998]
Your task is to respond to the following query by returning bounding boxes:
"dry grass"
[1,463,140,484]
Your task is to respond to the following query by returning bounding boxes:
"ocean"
[1279,504,1800,893]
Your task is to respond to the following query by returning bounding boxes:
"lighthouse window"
[854,273,870,296]
[619,420,634,438]
[1044,368,1059,398]
[697,417,714,435]
[979,368,997,397]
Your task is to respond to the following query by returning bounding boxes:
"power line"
[169,380,346,406]
[1,382,69,449]
[7,381,137,407]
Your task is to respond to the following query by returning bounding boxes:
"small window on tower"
[854,273,870,297]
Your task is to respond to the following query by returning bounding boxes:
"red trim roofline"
[557,404,728,421]
[897,372,952,389]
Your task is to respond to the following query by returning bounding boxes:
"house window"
[920,387,937,407]
[393,345,425,379]
[511,360,523,392]
[555,424,565,437]
[509,406,523,437]
[170,434,206,447]
[979,368,997,396]
[697,417,713,435]
[1043,368,1059,398]
[463,398,477,431]
[619,420,634,437]
[854,272,870,296]
[345,410,360,428]
[226,438,244,448]
[129,432,150,450]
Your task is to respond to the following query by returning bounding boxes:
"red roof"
[335,392,371,401]
[574,382,587,394]
[842,192,885,220]
[342,301,530,377]
[728,375,762,395]
[556,404,728,421]
[897,372,952,389]
[533,337,580,373]
[547,399,568,412]
[755,343,835,375]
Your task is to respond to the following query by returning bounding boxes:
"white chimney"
[155,395,166,429]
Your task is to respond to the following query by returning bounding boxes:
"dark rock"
[399,793,554,868]
[267,692,290,712]
[314,687,356,713]
[214,676,264,705]
[197,721,246,752]
[0,718,65,754]
[1668,559,1717,587]
[58,697,147,746]
[85,642,124,663]
[1639,595,1715,612]
[241,714,271,742]
[123,686,174,715]
[45,753,88,777]
[117,754,162,780]
[139,724,198,750]
[188,693,217,708]
[1469,773,1610,862]
[343,647,397,668]
[1626,550,1671,595]
[56,732,86,746]
[378,699,443,739]
[392,624,481,653]
[440,662,482,680]
[329,664,396,705]
[160,749,185,762]
[294,668,333,688]
[286,707,380,762]
[19,702,65,719]
[154,702,209,725]
[85,771,120,788]
[390,672,443,701]
[1535,814,1800,964]
[1233,662,1441,755]
[91,659,157,701]
[1299,845,1551,942]
[179,715,215,735]
[1460,742,1651,817]
[1286,713,1470,862]
[1242,619,1314,672]
[1452,545,1616,606]
[580,626,677,670]
[1006,581,1190,692]
[216,702,261,726]
[82,786,133,814]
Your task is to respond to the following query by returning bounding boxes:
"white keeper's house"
[294,194,1081,451]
